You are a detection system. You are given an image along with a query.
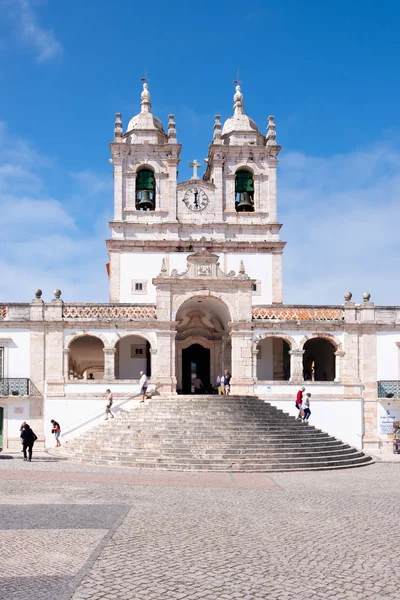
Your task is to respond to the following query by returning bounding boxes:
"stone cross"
[190,160,201,179]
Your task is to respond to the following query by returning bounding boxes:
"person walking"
[216,372,224,395]
[50,419,62,447]
[302,393,311,422]
[105,389,114,419]
[20,423,37,462]
[296,387,305,420]
[193,375,204,395]
[139,371,148,403]
[19,421,27,452]
[224,370,231,396]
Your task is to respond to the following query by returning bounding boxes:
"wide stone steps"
[63,395,373,472]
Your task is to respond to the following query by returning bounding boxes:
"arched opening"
[303,338,336,381]
[135,167,156,211]
[235,168,254,212]
[175,296,231,394]
[257,337,291,381]
[114,335,151,380]
[68,336,105,379]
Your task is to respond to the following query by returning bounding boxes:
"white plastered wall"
[227,253,273,304]
[0,329,30,378]
[376,332,400,380]
[117,335,147,379]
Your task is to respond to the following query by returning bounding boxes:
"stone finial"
[168,114,177,142]
[160,258,167,275]
[363,292,371,302]
[34,289,42,300]
[344,292,353,302]
[266,115,277,146]
[233,85,244,116]
[53,289,62,300]
[239,260,246,274]
[114,113,123,141]
[140,82,151,113]
[213,114,222,141]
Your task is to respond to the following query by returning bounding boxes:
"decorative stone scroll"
[63,304,157,320]
[253,306,344,321]
[0,306,6,319]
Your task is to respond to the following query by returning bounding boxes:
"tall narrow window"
[235,169,254,212]
[136,168,156,211]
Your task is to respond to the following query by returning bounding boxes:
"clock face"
[183,187,209,212]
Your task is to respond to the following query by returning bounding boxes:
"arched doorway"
[303,338,336,381]
[175,295,231,394]
[114,335,151,380]
[182,344,210,393]
[68,335,105,379]
[257,337,291,381]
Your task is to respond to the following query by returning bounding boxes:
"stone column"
[229,324,255,395]
[103,348,116,380]
[289,350,304,384]
[334,351,345,382]
[167,159,179,220]
[267,161,278,223]
[155,330,177,395]
[360,329,379,451]
[113,161,123,221]
[149,348,157,382]
[252,346,259,380]
[63,349,70,381]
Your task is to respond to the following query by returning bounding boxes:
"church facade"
[0,84,399,455]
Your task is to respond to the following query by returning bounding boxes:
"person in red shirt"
[295,387,305,420]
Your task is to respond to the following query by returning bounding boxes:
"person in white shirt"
[302,393,311,422]
[139,371,148,403]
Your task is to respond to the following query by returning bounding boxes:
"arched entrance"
[256,336,291,381]
[114,335,151,379]
[303,338,336,381]
[182,344,210,393]
[68,335,105,379]
[175,295,231,394]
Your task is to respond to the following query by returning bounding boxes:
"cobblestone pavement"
[0,455,400,599]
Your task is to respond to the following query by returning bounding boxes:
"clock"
[182,187,209,211]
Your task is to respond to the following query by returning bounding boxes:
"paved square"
[0,457,399,599]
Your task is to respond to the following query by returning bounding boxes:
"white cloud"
[280,145,400,305]
[1,0,62,63]
[0,123,109,302]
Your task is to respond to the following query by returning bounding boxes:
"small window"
[131,345,146,358]
[251,283,257,292]
[131,280,147,295]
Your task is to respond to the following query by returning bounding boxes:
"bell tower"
[107,83,285,305]
[107,83,182,302]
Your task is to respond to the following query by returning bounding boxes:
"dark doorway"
[182,344,210,394]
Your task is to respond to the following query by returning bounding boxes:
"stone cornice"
[106,239,286,253]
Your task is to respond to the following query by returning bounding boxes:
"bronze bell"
[236,192,254,212]
[137,190,154,211]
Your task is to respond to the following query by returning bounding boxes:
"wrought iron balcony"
[377,380,400,398]
[0,379,40,397]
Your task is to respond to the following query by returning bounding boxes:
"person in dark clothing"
[20,424,37,462]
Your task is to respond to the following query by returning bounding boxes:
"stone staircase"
[63,395,373,471]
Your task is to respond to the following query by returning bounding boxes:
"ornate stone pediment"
[158,248,250,281]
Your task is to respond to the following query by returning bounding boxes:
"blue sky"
[0,0,399,304]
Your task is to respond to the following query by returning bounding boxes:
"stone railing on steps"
[62,303,157,320]
[252,306,344,321]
